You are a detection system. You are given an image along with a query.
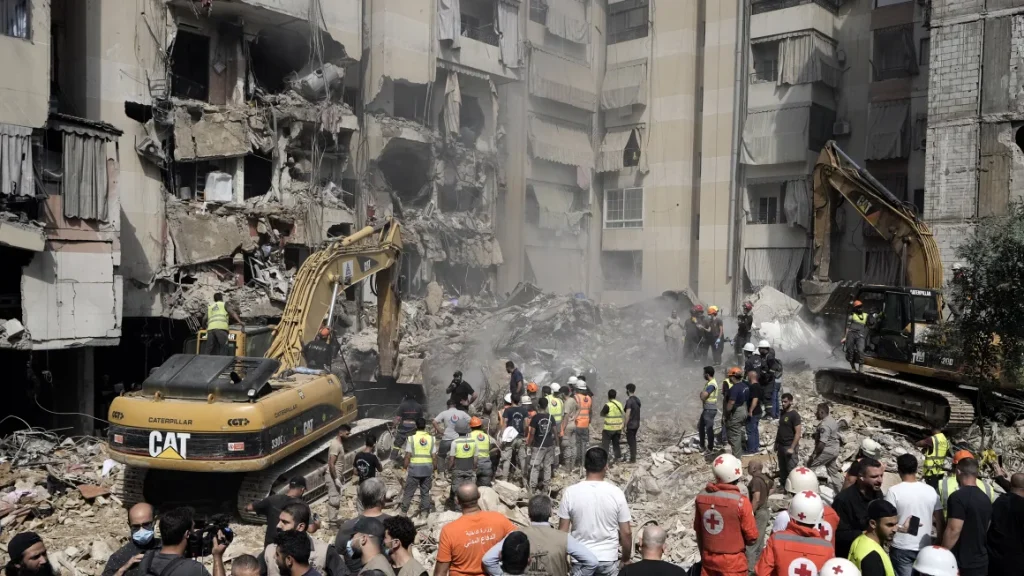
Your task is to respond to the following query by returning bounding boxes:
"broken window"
[872,24,918,81]
[378,140,432,208]
[435,262,491,296]
[243,155,272,199]
[604,187,643,229]
[1,0,29,39]
[746,183,786,224]
[171,30,211,101]
[601,251,642,291]
[174,159,232,201]
[609,0,648,45]
[439,186,483,213]
[394,82,428,121]
[750,41,779,83]
[460,95,485,143]
[530,0,548,25]
[461,0,498,46]
[249,32,307,94]
[809,103,837,152]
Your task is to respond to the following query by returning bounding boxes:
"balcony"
[751,0,844,15]
[462,20,499,47]
[750,61,779,84]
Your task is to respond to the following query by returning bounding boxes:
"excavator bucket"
[348,376,426,419]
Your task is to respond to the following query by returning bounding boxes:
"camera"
[186,515,234,558]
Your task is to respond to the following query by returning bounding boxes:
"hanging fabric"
[546,0,590,44]
[62,133,110,220]
[438,0,462,48]
[444,71,462,137]
[866,100,910,160]
[776,32,839,88]
[496,0,523,67]
[783,178,811,230]
[601,58,648,110]
[528,116,594,169]
[529,48,598,111]
[744,248,806,297]
[741,105,810,165]
[0,123,33,197]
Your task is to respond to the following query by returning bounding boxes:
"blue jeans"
[746,412,761,453]
[889,547,918,576]
[769,380,781,418]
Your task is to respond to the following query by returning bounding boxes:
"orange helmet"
[953,449,974,464]
[853,300,863,308]
[469,417,483,428]
[708,305,719,315]
[318,327,331,338]
[727,366,743,378]
[527,382,538,394]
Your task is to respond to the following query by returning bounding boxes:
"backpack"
[138,552,188,576]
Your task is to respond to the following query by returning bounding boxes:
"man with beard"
[264,503,345,576]
[273,532,319,576]
[136,507,228,576]
[102,503,162,576]
[4,533,53,576]
[346,517,394,576]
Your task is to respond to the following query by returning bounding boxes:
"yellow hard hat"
[708,306,719,315]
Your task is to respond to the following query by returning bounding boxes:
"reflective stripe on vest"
[771,531,834,573]
[849,534,896,576]
[851,312,868,325]
[773,532,833,548]
[704,378,719,408]
[940,477,994,515]
[922,433,949,477]
[410,431,433,465]
[207,302,229,331]
[576,394,592,428]
[604,400,625,431]
[473,430,490,461]
[547,395,563,423]
[452,438,476,471]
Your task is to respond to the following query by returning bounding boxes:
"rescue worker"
[698,366,720,453]
[685,305,704,364]
[500,394,530,481]
[849,500,900,576]
[819,559,861,576]
[708,306,725,366]
[742,342,762,376]
[734,301,754,365]
[303,327,338,370]
[560,381,578,469]
[526,397,558,494]
[694,453,759,576]
[772,467,842,550]
[720,367,742,447]
[757,340,781,419]
[665,309,685,360]
[600,389,625,464]
[400,418,436,516]
[391,392,424,463]
[843,300,869,372]
[724,368,749,457]
[204,292,242,355]
[470,417,496,487]
[910,546,959,576]
[756,491,835,576]
[843,438,885,490]
[544,384,563,475]
[937,451,995,515]
[526,381,539,404]
[697,306,714,363]
[915,426,950,490]
[445,419,477,511]
[571,379,593,470]
[807,402,844,492]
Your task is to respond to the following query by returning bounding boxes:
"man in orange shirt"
[434,483,517,576]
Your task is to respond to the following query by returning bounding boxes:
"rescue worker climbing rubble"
[708,306,725,366]
[843,300,868,372]
[756,490,835,576]
[469,417,495,487]
[734,301,754,365]
[694,453,759,576]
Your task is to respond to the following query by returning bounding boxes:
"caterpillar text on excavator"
[105,217,425,521]
[802,141,1021,432]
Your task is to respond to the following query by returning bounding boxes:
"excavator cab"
[184,325,276,357]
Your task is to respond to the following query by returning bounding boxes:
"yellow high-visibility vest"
[473,430,491,462]
[409,431,434,465]
[704,378,719,409]
[207,302,229,331]
[939,476,994,517]
[547,395,564,423]
[922,432,949,478]
[851,312,868,325]
[603,400,625,431]
[849,534,895,576]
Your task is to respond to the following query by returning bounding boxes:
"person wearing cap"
[303,326,339,370]
[937,451,995,515]
[469,417,497,487]
[433,398,471,475]
[819,559,861,576]
[346,516,394,576]
[734,301,754,366]
[326,425,353,524]
[482,495,599,576]
[940,458,992,576]
[915,426,950,490]
[775,393,802,483]
[708,306,725,365]
[526,397,558,493]
[843,300,869,373]
[569,379,593,471]
[445,418,478,511]
[599,389,626,465]
[382,516,428,576]
[335,478,392,573]
[699,366,721,453]
[392,394,424,463]
[756,490,834,576]
[910,546,958,576]
[843,439,885,491]
[772,467,842,550]
[401,418,436,517]
[849,500,900,576]
[436,484,517,576]
[247,476,308,546]
[665,309,685,361]
[623,383,641,464]
[807,403,843,492]
[833,457,885,558]
[5,532,54,576]
[499,394,530,482]
[883,454,942,576]
[695,453,759,575]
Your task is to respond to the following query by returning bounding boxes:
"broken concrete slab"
[0,218,45,251]
[173,105,251,161]
[425,282,443,315]
[167,211,256,265]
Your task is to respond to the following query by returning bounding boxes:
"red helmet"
[743,301,753,311]
[694,305,705,313]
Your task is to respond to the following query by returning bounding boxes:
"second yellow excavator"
[106,217,425,519]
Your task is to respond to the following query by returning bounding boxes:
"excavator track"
[815,368,975,432]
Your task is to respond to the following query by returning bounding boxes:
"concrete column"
[233,157,245,203]
[77,347,96,436]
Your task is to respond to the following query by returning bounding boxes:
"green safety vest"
[472,430,491,462]
[922,432,949,478]
[604,400,625,431]
[452,437,477,471]
[939,476,994,516]
[851,312,868,325]
[547,395,563,423]
[849,534,895,576]
[409,431,434,465]
[207,302,229,331]
[704,378,719,408]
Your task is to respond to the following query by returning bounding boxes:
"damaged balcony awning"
[546,0,590,45]
[741,104,810,165]
[0,219,45,252]
[528,116,594,170]
[602,58,648,110]
[530,182,582,231]
[0,123,34,197]
[597,126,644,173]
[49,114,124,222]
[866,100,910,160]
[529,48,598,112]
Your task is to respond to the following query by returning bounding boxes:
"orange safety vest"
[820,505,840,547]
[575,394,592,428]
[695,486,749,554]
[758,525,834,576]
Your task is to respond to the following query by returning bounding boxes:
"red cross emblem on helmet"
[820,522,833,541]
[714,456,725,466]
[802,491,818,498]
[702,509,725,535]
[787,558,815,576]
[831,566,843,574]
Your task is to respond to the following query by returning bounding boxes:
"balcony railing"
[751,0,844,15]
[462,22,499,46]
[750,61,779,84]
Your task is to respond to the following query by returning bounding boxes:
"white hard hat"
[785,467,821,494]
[575,380,587,390]
[567,376,578,385]
[912,546,959,576]
[789,489,825,525]
[743,342,756,353]
[753,350,760,356]
[504,393,512,404]
[550,383,561,393]
[757,339,771,349]
[711,454,743,483]
[521,395,532,405]
[860,438,882,458]
[819,558,860,576]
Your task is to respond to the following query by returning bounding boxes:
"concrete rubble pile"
[747,286,834,367]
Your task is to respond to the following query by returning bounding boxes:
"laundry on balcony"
[528,115,594,170]
[529,48,598,111]
[866,100,910,160]
[602,58,648,110]
[741,104,810,165]
[783,178,811,230]
[597,126,645,173]
[438,0,462,48]
[0,123,34,197]
[545,0,590,44]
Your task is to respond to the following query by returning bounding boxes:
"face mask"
[132,528,155,546]
[346,539,362,560]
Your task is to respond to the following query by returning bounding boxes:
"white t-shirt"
[885,480,941,551]
[433,408,471,441]
[558,480,632,562]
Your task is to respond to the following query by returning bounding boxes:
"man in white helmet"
[772,467,841,550]
[756,491,834,576]
[819,559,860,576]
[742,342,761,376]
[694,454,758,575]
[911,546,958,576]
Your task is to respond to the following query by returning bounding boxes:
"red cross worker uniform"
[694,454,759,576]
[785,467,841,549]
[818,558,860,576]
[756,491,835,576]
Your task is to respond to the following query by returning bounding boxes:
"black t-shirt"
[776,408,801,447]
[448,380,475,408]
[353,451,381,483]
[710,317,723,337]
[334,513,394,573]
[947,485,993,570]
[529,413,556,447]
[253,493,301,546]
[859,551,888,576]
[102,539,162,576]
[988,492,1024,570]
[747,382,764,416]
[624,396,641,429]
[502,406,530,434]
[138,553,210,576]
[509,369,524,398]
[737,312,753,335]
[619,560,687,576]
[395,399,424,423]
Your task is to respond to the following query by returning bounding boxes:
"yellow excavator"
[106,217,425,519]
[801,142,977,431]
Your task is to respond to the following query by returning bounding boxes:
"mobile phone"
[908,516,920,536]
[999,455,1004,467]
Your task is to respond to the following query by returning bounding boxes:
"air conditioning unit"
[832,120,851,136]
